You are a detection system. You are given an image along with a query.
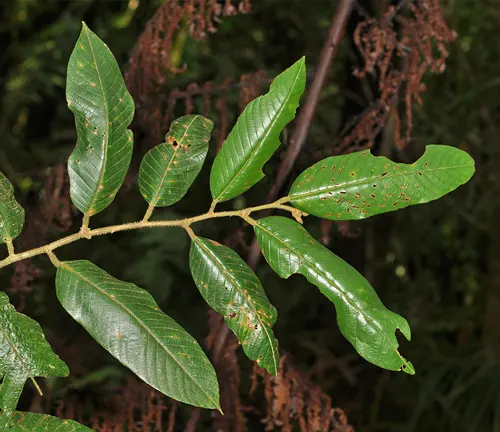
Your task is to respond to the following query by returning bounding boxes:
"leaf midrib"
[257,222,411,369]
[289,163,474,201]
[193,238,278,374]
[214,62,304,202]
[61,262,219,408]
[83,26,110,215]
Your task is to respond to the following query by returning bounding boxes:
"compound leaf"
[139,115,213,208]
[0,411,93,431]
[0,292,69,414]
[254,216,414,375]
[55,260,220,410]
[189,237,279,375]
[66,22,135,216]
[210,57,306,203]
[0,172,24,245]
[289,145,475,220]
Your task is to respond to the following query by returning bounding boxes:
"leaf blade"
[0,172,24,244]
[0,411,93,431]
[210,57,306,203]
[66,22,135,216]
[139,115,213,208]
[189,237,279,375]
[0,293,69,414]
[254,216,414,374]
[55,260,220,410]
[289,145,475,220]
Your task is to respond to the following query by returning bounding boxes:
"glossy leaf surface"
[55,260,220,410]
[254,217,414,374]
[0,292,69,414]
[289,145,475,220]
[210,57,306,203]
[139,115,213,207]
[189,237,279,375]
[0,412,93,431]
[0,172,24,244]
[66,22,134,216]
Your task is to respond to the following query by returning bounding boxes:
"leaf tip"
[401,359,415,375]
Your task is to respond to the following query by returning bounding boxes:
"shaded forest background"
[0,0,498,430]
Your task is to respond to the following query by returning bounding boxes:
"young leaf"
[66,22,135,216]
[254,216,415,375]
[55,260,220,410]
[0,411,93,431]
[0,172,24,245]
[0,292,69,414]
[289,145,475,220]
[210,57,306,204]
[139,115,213,209]
[189,237,279,375]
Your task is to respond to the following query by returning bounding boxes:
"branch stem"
[0,198,292,270]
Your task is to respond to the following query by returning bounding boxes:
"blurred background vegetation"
[0,0,497,431]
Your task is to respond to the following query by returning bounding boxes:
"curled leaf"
[289,145,475,220]
[255,216,414,375]
[190,237,279,375]
[66,22,135,216]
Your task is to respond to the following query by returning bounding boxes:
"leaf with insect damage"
[210,57,306,204]
[66,22,135,217]
[289,145,475,220]
[139,115,213,209]
[0,292,69,414]
[255,216,415,375]
[0,172,24,245]
[55,260,220,410]
[189,237,279,375]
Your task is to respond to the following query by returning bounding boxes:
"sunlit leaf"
[189,237,279,375]
[66,22,135,216]
[139,115,213,208]
[210,57,306,203]
[0,293,69,414]
[254,216,415,374]
[0,411,93,431]
[55,260,220,410]
[0,172,24,244]
[289,145,475,220]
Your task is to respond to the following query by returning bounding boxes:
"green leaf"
[0,411,93,431]
[0,172,24,244]
[254,217,415,375]
[289,145,475,220]
[0,292,69,414]
[189,237,279,375]
[55,260,220,410]
[139,115,213,208]
[210,57,306,203]
[66,22,135,216]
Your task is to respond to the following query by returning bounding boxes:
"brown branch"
[246,0,355,269]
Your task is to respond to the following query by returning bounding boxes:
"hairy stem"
[6,240,14,256]
[142,204,155,222]
[0,198,292,270]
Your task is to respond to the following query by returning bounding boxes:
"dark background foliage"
[0,0,497,431]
